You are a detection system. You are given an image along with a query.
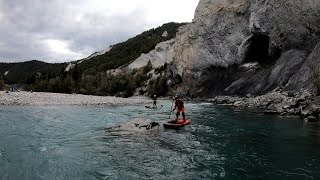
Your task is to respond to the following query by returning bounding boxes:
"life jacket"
[175,99,184,109]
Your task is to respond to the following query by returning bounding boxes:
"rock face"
[127,39,175,70]
[174,0,251,73]
[104,39,175,76]
[172,0,320,97]
[286,42,320,91]
[225,49,308,95]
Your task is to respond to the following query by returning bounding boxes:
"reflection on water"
[0,102,320,179]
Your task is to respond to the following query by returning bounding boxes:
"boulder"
[301,109,312,118]
[304,116,318,123]
[233,101,244,107]
[287,92,295,97]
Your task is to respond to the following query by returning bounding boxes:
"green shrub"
[80,75,97,95]
[142,61,152,74]
[155,63,167,74]
[0,79,4,90]
[48,77,63,93]
[147,75,168,97]
[63,76,75,94]
[34,79,49,92]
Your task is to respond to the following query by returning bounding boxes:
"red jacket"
[175,99,184,109]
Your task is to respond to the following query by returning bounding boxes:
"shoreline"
[208,89,320,123]
[0,91,152,106]
[2,90,320,123]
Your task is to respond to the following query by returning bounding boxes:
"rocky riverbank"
[2,90,319,123]
[208,89,320,123]
[0,91,152,106]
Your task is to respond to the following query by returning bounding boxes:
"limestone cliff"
[172,0,320,97]
[127,39,175,70]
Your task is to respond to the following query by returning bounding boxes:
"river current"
[0,101,320,179]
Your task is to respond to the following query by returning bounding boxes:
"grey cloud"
[0,0,158,63]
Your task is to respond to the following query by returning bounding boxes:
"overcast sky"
[0,0,199,63]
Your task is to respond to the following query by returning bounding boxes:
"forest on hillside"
[0,22,184,97]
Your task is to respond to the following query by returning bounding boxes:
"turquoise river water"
[0,101,320,180]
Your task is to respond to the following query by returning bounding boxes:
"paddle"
[168,98,175,121]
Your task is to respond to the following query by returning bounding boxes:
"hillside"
[0,63,15,77]
[0,61,67,84]
[0,22,185,96]
[77,22,185,76]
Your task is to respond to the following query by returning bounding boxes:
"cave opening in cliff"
[244,34,270,64]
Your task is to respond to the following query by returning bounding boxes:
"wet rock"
[208,89,320,123]
[233,101,244,107]
[286,109,295,114]
[287,92,295,97]
[301,109,312,118]
[264,111,279,115]
[280,112,288,116]
[282,105,291,110]
[304,116,318,123]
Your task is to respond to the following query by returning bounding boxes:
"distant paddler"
[145,94,162,109]
[153,95,157,108]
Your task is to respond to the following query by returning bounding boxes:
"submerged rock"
[108,118,160,132]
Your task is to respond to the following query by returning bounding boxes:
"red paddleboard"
[163,119,191,129]
[177,119,191,125]
[163,123,184,129]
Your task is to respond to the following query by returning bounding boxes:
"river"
[0,101,320,179]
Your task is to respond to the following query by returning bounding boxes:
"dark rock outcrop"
[226,49,308,95]
[209,89,320,122]
[171,0,320,97]
[285,42,320,91]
